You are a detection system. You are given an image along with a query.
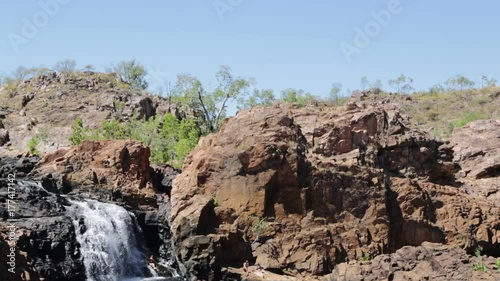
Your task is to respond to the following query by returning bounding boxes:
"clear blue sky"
[1,0,499,114]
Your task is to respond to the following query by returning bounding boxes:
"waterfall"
[69,199,154,281]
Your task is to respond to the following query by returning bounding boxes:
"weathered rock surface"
[29,140,158,210]
[326,242,500,281]
[0,153,40,178]
[170,103,500,280]
[452,119,500,204]
[0,71,201,154]
[1,143,183,280]
[0,181,85,281]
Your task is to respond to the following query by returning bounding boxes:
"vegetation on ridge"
[1,59,498,164]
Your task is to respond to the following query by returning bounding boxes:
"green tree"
[156,80,175,100]
[481,74,496,88]
[329,83,342,105]
[237,88,275,109]
[280,88,316,106]
[360,77,369,90]
[173,65,253,132]
[372,79,383,90]
[11,66,31,80]
[109,59,149,90]
[172,73,202,105]
[388,74,414,94]
[445,74,475,91]
[429,84,445,94]
[83,64,95,71]
[54,59,77,73]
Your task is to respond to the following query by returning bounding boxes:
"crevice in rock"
[196,200,218,235]
[476,164,500,179]
[385,174,403,253]
[263,172,278,218]
[120,147,131,173]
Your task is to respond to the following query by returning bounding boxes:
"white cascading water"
[69,199,154,281]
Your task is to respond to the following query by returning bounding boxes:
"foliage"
[1,76,21,94]
[109,59,149,90]
[54,59,77,73]
[213,196,220,207]
[481,74,496,88]
[473,262,487,272]
[70,114,201,166]
[113,100,125,114]
[83,64,95,71]
[251,217,268,237]
[11,66,32,80]
[474,246,483,258]
[445,74,475,91]
[360,77,369,90]
[472,246,487,272]
[329,83,342,105]
[1,66,54,95]
[172,65,253,132]
[69,116,88,145]
[494,259,500,270]
[388,74,414,94]
[237,88,275,109]
[429,84,445,94]
[358,254,371,262]
[372,79,383,89]
[446,111,491,136]
[27,137,40,155]
[281,88,316,106]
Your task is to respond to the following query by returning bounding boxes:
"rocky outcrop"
[0,154,40,178]
[327,242,500,281]
[0,128,9,146]
[29,140,158,210]
[0,71,201,154]
[170,103,500,280]
[21,140,184,279]
[0,181,85,281]
[452,119,500,204]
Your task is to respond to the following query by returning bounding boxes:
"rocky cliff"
[1,81,499,280]
[0,71,198,154]
[170,102,500,280]
[0,140,182,280]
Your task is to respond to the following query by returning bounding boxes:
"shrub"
[71,114,201,166]
[213,196,220,207]
[358,254,371,262]
[494,259,500,270]
[54,59,77,73]
[251,217,268,239]
[69,116,88,145]
[27,137,40,155]
[472,246,487,272]
[473,262,487,272]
